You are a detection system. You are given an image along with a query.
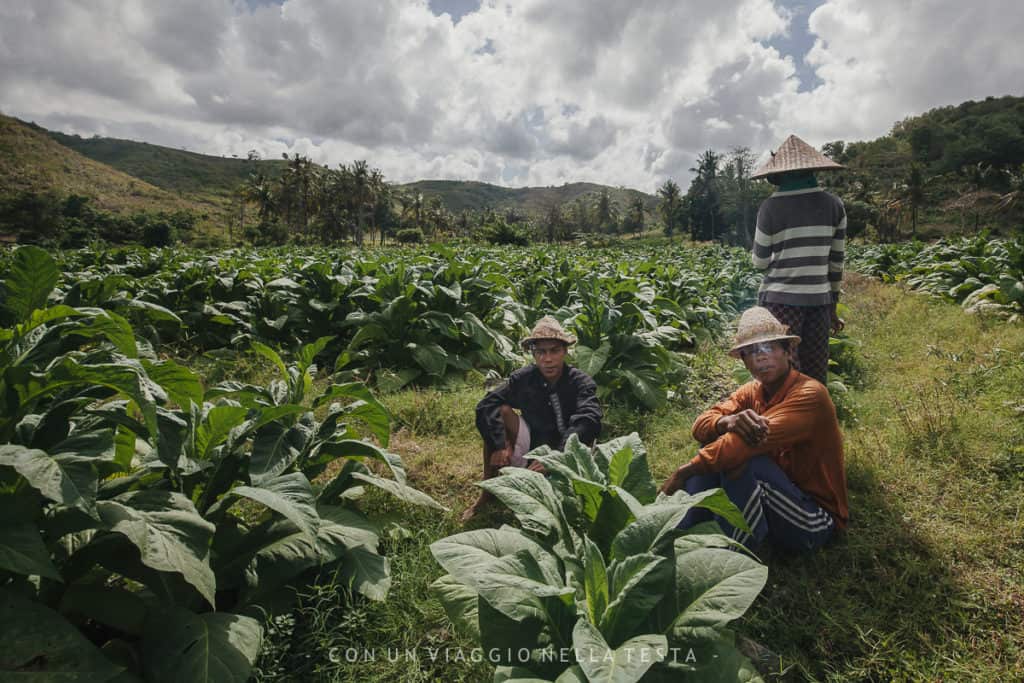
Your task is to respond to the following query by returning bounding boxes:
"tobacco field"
[1,239,1021,682]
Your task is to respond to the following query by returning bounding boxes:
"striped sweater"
[752,187,846,306]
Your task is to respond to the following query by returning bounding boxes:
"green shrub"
[396,228,424,243]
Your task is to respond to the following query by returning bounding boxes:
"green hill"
[0,114,213,217]
[36,123,656,221]
[48,129,286,199]
[399,179,658,216]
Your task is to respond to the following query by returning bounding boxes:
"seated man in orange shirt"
[660,306,848,552]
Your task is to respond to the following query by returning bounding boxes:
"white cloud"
[778,0,1024,144]
[0,0,1021,193]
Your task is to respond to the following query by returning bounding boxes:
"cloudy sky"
[1,0,1021,192]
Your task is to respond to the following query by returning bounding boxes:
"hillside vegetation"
[819,95,1024,239]
[400,179,658,216]
[49,128,287,199]
[0,115,203,216]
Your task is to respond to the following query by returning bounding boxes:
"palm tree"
[595,188,618,234]
[243,171,275,224]
[626,196,645,237]
[399,191,425,232]
[904,163,926,239]
[657,179,682,237]
[689,149,722,241]
[279,154,319,236]
[729,146,757,247]
[348,160,373,247]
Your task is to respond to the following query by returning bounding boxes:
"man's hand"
[717,410,769,446]
[659,461,704,496]
[489,447,512,468]
[830,304,845,335]
[526,460,547,474]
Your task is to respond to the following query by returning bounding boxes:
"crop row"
[0,247,442,681]
[13,242,763,410]
[848,235,1024,320]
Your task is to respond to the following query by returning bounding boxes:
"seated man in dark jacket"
[462,316,603,522]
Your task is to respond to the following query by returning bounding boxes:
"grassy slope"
[256,271,1024,682]
[0,114,228,221]
[48,128,288,199]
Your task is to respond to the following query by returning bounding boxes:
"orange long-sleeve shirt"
[688,369,848,528]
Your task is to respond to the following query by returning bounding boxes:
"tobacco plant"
[430,434,767,682]
[0,246,441,681]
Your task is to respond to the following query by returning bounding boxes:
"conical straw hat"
[728,307,801,358]
[521,316,577,351]
[751,134,844,179]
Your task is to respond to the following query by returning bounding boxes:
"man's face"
[531,342,567,382]
[739,340,791,386]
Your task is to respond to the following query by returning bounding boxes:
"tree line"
[232,151,658,246]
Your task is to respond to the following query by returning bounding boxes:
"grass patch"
[741,273,1024,680]
[253,497,490,682]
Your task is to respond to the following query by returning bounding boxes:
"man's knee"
[723,454,775,481]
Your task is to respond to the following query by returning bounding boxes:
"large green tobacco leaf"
[0,522,62,580]
[97,490,217,607]
[219,472,320,539]
[599,554,673,649]
[0,588,123,682]
[315,504,380,556]
[142,358,203,409]
[2,246,59,324]
[610,489,742,560]
[593,434,657,504]
[574,342,611,377]
[572,619,666,683]
[250,341,288,383]
[478,468,569,539]
[351,471,447,510]
[213,519,318,599]
[0,444,98,516]
[336,544,391,601]
[66,308,138,358]
[672,537,767,632]
[652,626,762,682]
[431,528,569,616]
[249,419,312,484]
[430,573,480,639]
[194,405,249,460]
[33,359,160,453]
[582,536,609,625]
[312,382,392,446]
[142,606,263,683]
[540,435,605,485]
[408,341,448,376]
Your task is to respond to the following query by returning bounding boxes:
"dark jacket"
[475,364,602,452]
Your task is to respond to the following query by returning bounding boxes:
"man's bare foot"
[461,498,489,523]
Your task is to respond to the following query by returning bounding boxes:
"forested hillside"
[818,95,1024,239]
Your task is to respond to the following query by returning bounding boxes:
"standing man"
[660,306,848,552]
[750,135,846,385]
[463,316,603,523]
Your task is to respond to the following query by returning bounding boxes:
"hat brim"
[728,333,801,358]
[750,162,844,179]
[520,335,576,351]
